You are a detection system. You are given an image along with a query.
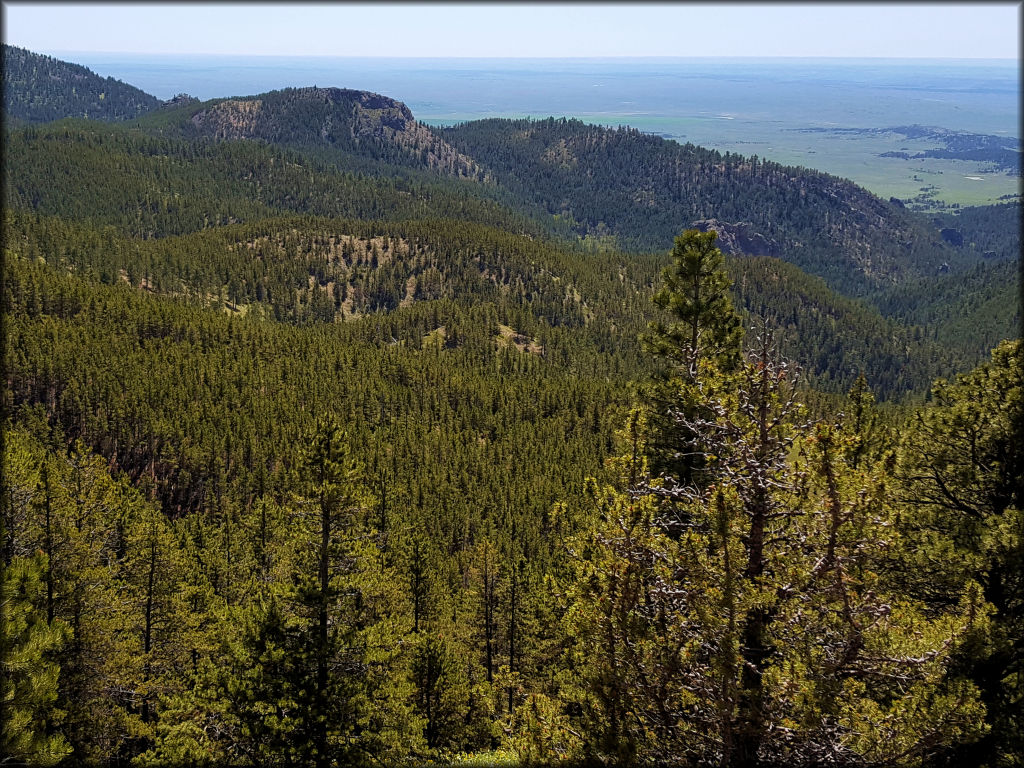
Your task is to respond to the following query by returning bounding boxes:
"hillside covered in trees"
[2,44,162,124]
[3,47,1021,768]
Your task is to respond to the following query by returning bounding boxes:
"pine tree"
[3,427,199,763]
[646,228,743,376]
[410,630,470,752]
[563,267,988,764]
[289,417,419,765]
[897,339,1023,767]
[643,228,744,482]
[845,372,880,470]
[0,554,72,767]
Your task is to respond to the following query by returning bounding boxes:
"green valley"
[2,44,1020,768]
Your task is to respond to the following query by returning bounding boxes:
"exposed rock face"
[187,87,484,180]
[191,98,263,139]
[690,219,782,258]
[163,93,198,107]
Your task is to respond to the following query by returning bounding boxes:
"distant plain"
[58,52,1021,210]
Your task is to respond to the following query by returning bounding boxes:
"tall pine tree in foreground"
[561,230,987,766]
[0,554,72,766]
[141,418,421,766]
[897,339,1023,767]
[643,228,743,484]
[3,424,201,764]
[287,417,420,764]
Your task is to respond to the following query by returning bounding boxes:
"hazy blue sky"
[3,3,1020,59]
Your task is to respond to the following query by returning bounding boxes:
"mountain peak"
[185,86,481,179]
[2,43,161,122]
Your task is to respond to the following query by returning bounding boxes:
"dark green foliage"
[562,260,991,765]
[4,121,544,240]
[5,110,1012,398]
[931,202,1021,263]
[565,349,988,766]
[410,632,472,751]
[643,229,743,482]
[867,202,1021,364]
[877,126,1022,176]
[134,86,485,180]
[0,554,72,766]
[3,252,621,760]
[897,340,1023,767]
[2,207,975,401]
[2,44,161,123]
[3,50,1020,766]
[2,425,203,763]
[217,596,309,763]
[4,252,623,520]
[729,256,962,398]
[867,259,1020,366]
[0,209,649,343]
[646,229,743,373]
[442,117,974,296]
[3,122,539,240]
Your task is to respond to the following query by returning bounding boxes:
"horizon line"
[29,48,1022,63]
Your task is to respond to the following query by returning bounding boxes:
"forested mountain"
[865,201,1021,360]
[2,208,962,401]
[134,88,995,307]
[3,122,541,240]
[869,258,1020,358]
[932,201,1021,262]
[2,44,161,123]
[441,117,976,296]
[137,87,486,179]
[3,47,1021,768]
[7,243,1020,766]
[5,118,1010,385]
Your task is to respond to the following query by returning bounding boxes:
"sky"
[2,2,1020,60]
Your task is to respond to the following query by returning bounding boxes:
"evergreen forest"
[2,45,1022,767]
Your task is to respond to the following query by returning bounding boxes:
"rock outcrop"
[187,87,484,179]
[691,219,782,258]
